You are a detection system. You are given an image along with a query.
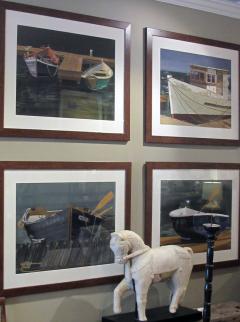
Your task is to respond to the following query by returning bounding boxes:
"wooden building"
[189,64,230,98]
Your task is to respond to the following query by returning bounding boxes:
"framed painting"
[0,2,130,141]
[145,162,240,269]
[145,28,240,145]
[0,162,131,296]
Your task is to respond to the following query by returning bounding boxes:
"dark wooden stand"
[202,223,221,322]
[102,306,202,322]
[0,297,6,322]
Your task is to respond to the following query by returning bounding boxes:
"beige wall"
[2,0,240,321]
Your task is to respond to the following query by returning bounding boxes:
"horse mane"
[117,230,146,250]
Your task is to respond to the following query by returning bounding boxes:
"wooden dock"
[160,229,231,253]
[17,45,114,82]
[16,238,114,273]
[58,53,83,82]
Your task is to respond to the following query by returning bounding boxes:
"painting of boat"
[167,64,231,123]
[24,46,61,78]
[18,191,113,243]
[169,207,229,241]
[81,60,113,91]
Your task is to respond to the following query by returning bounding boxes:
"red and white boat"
[24,46,61,78]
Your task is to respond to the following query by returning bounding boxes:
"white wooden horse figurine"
[110,230,193,321]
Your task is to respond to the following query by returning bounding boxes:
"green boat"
[81,60,113,91]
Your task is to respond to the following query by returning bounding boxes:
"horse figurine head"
[110,231,131,264]
[110,230,149,264]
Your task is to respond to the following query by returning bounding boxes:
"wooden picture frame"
[145,162,240,269]
[0,161,131,296]
[0,2,130,141]
[145,28,240,145]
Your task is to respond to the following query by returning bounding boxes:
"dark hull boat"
[169,207,229,241]
[24,46,61,78]
[24,57,59,78]
[22,208,69,242]
[22,207,104,243]
[20,192,113,243]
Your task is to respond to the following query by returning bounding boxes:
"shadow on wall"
[179,267,240,308]
[51,292,138,322]
[104,282,168,317]
[51,297,99,322]
[5,267,240,322]
[211,267,240,304]
[102,286,136,316]
[147,284,169,309]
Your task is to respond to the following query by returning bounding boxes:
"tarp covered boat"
[169,206,229,241]
[167,75,231,120]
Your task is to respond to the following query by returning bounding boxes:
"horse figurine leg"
[134,276,152,321]
[167,265,192,314]
[113,278,132,314]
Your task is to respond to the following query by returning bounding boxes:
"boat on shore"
[167,75,231,123]
[81,60,113,91]
[169,206,229,241]
[24,46,61,78]
[18,191,114,243]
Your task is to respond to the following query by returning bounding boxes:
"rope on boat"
[47,63,58,78]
